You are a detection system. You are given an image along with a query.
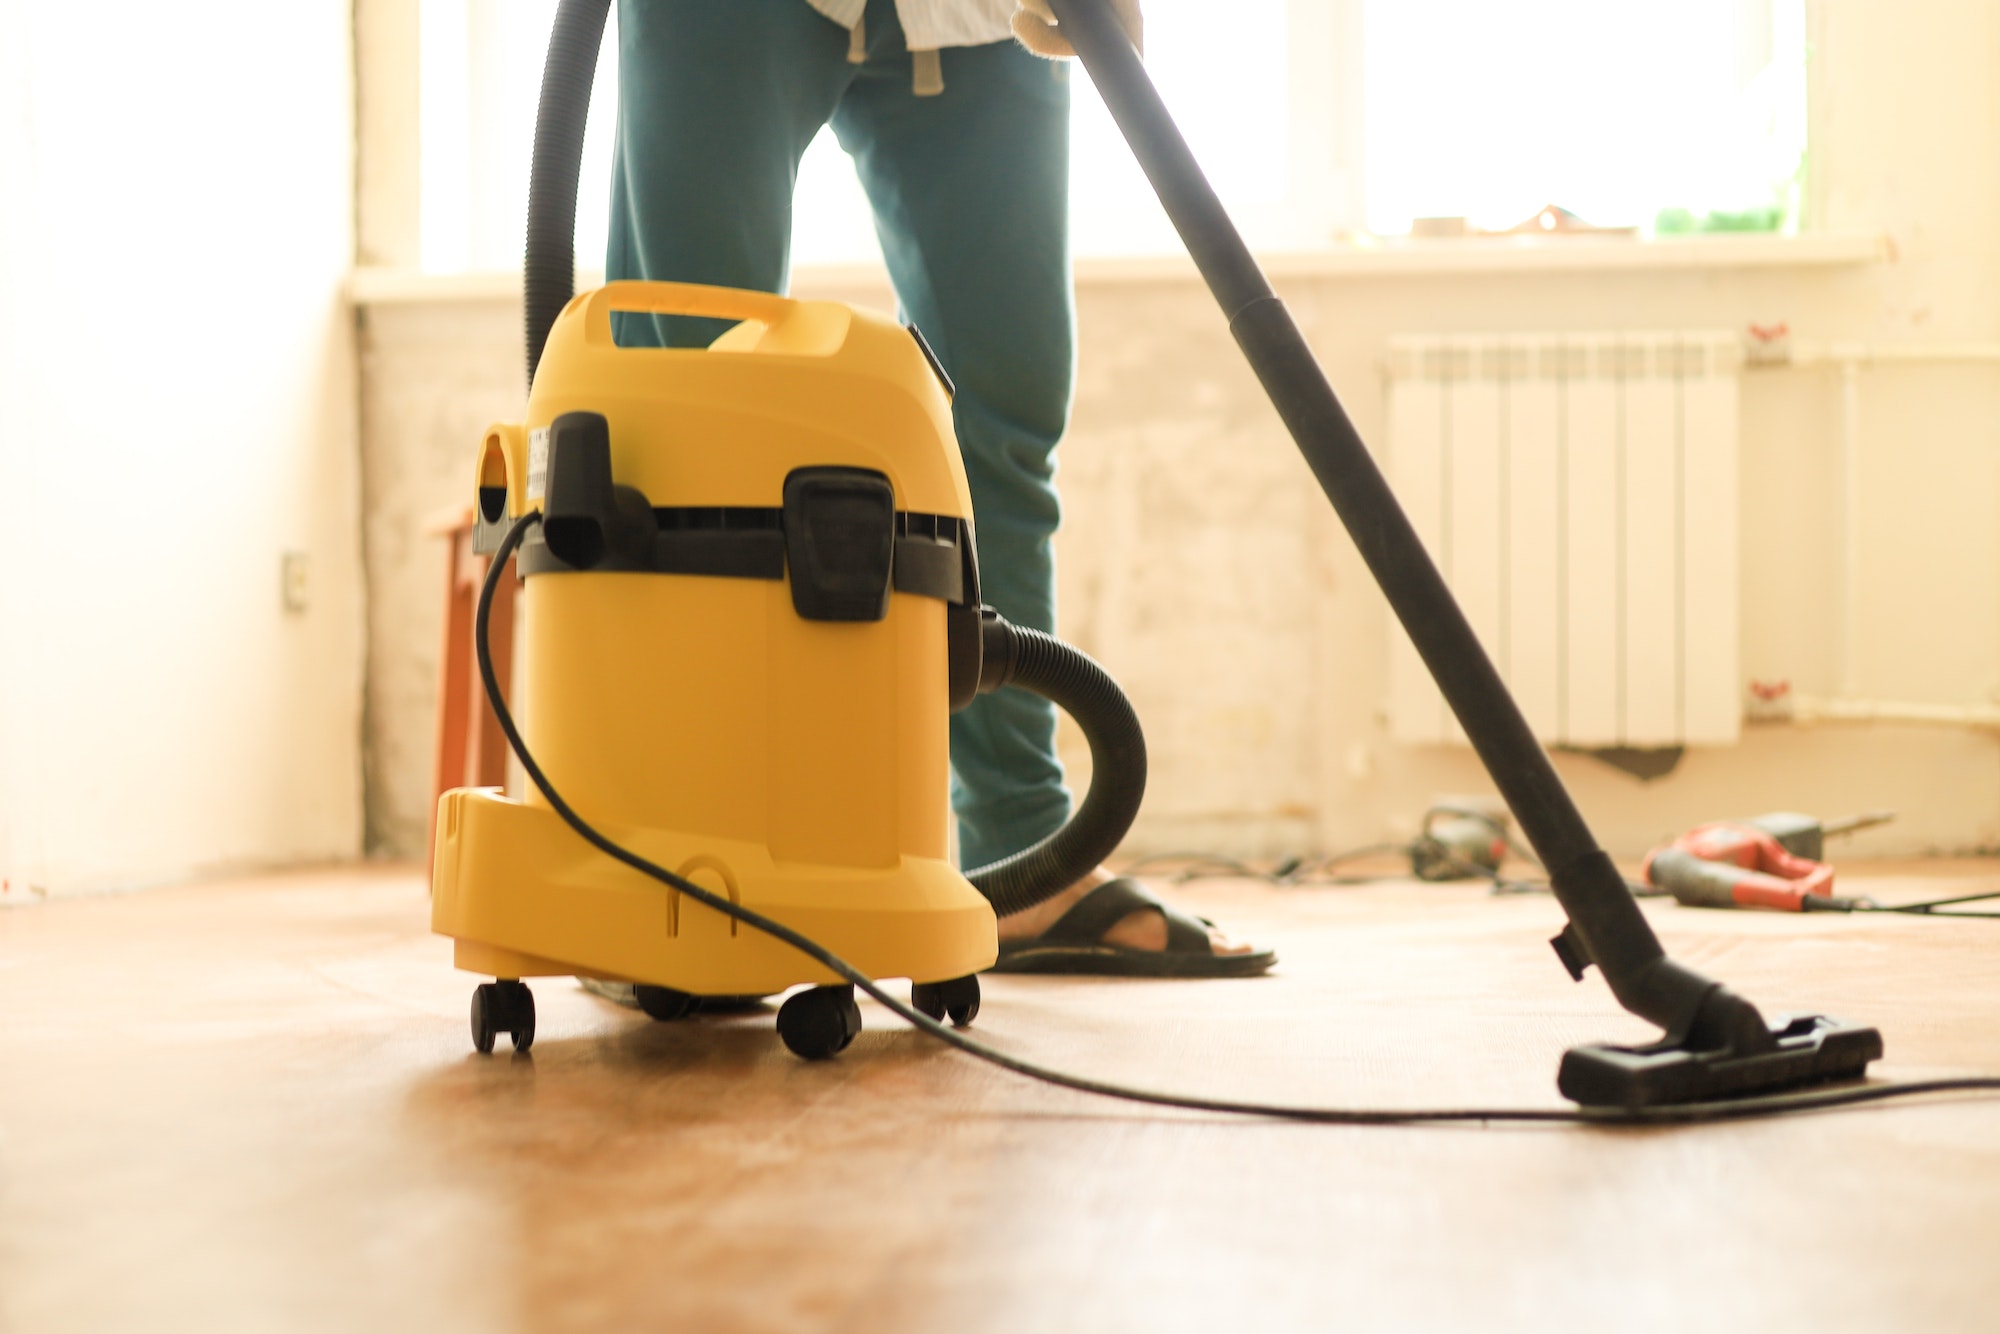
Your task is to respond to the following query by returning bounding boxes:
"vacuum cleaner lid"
[522,281,972,521]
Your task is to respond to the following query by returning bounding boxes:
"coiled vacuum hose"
[966,618,1149,918]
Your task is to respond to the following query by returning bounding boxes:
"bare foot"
[995,865,1257,955]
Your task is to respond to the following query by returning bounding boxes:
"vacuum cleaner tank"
[432,281,997,997]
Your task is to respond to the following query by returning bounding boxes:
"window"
[418,0,619,274]
[413,0,1808,274]
[1363,0,1808,237]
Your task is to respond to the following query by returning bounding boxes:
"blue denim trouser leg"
[608,0,1075,873]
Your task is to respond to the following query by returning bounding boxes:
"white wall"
[0,2,365,898]
[353,0,2000,864]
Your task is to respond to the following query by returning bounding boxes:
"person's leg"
[605,0,854,346]
[828,24,1262,965]
[829,24,1075,874]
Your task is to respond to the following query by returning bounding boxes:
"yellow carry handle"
[580,280,794,348]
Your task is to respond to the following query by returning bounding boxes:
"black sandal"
[987,877,1276,978]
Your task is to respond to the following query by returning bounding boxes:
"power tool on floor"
[1410,801,1514,882]
[431,287,1147,1060]
[1645,812,1895,912]
[433,0,1902,1115]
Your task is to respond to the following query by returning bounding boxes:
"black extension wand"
[1043,0,1883,1107]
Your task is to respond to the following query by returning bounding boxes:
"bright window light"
[1065,0,1294,256]
[420,0,616,274]
[416,0,1808,275]
[796,0,1296,262]
[1364,0,1808,235]
[421,0,1310,271]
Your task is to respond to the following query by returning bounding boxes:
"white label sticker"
[527,427,550,501]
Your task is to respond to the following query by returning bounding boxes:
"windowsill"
[346,232,1886,306]
[1079,230,1887,281]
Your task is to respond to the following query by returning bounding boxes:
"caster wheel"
[910,981,947,1022]
[777,985,862,1060]
[471,980,535,1053]
[911,976,979,1026]
[470,985,497,1054]
[938,974,980,1027]
[634,985,697,1021]
[499,980,535,1052]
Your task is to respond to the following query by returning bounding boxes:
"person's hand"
[1012,0,1142,59]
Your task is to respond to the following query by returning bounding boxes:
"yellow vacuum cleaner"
[432,281,1147,1059]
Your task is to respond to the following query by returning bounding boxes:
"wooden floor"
[4,862,2000,1333]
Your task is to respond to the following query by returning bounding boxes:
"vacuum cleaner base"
[1558,1013,1885,1108]
[433,787,998,996]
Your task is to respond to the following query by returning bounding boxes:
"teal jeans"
[607,0,1075,872]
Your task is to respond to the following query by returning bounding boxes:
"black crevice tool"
[1044,0,1882,1108]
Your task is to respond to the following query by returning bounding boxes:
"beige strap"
[911,47,943,96]
[847,16,865,63]
[912,47,940,96]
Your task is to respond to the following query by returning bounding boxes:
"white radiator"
[1385,332,1741,749]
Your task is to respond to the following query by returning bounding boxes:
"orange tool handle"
[1644,846,1834,912]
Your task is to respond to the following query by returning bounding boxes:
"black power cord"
[1120,838,1633,900]
[474,511,2000,1126]
[1121,805,1562,893]
[1858,888,2000,919]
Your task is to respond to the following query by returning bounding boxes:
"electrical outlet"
[281,551,310,613]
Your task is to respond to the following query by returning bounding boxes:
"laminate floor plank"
[2,862,1997,1333]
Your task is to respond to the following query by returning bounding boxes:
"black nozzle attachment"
[540,412,655,571]
[1545,850,1882,1106]
[1559,1005,1885,1108]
